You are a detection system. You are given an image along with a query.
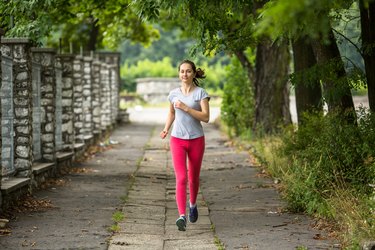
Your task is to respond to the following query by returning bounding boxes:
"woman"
[160,59,210,231]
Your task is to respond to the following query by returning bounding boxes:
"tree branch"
[332,27,363,57]
[234,50,255,83]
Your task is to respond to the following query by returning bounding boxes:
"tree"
[119,26,198,66]
[136,0,292,134]
[0,0,159,51]
[310,27,356,119]
[256,0,359,124]
[291,38,323,124]
[359,0,375,111]
[254,39,291,132]
[0,0,67,45]
[253,1,291,132]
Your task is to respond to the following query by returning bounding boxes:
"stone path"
[108,122,338,250]
[0,114,338,249]
[108,128,218,249]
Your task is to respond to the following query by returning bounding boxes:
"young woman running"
[160,59,210,231]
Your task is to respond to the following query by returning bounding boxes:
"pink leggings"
[170,136,205,216]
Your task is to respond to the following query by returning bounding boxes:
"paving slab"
[164,239,217,250]
[109,234,164,250]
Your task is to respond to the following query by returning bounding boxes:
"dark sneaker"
[176,216,187,231]
[189,206,198,223]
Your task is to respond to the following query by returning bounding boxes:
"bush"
[221,57,254,137]
[279,109,375,215]
[247,109,375,247]
[120,57,176,92]
[120,57,227,92]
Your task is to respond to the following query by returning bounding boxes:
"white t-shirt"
[168,87,210,139]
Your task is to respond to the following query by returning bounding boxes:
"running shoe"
[176,216,187,231]
[189,206,198,223]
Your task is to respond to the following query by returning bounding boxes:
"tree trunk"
[253,39,291,134]
[87,18,99,52]
[292,38,323,124]
[310,28,356,118]
[359,0,375,111]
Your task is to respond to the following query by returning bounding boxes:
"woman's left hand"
[160,130,168,139]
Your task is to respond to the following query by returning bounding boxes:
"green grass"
[108,211,124,233]
[296,246,308,250]
[108,224,121,233]
[112,211,124,223]
[220,109,375,249]
[247,132,375,249]
[214,235,225,250]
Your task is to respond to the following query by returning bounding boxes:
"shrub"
[120,57,176,92]
[279,109,375,215]
[120,57,227,93]
[221,57,254,137]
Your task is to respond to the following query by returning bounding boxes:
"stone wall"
[1,38,33,178]
[91,59,101,134]
[98,52,120,125]
[55,57,63,152]
[0,54,14,178]
[82,56,93,139]
[57,54,75,151]
[0,38,121,210]
[73,55,84,143]
[32,48,57,163]
[31,59,42,161]
[99,63,111,129]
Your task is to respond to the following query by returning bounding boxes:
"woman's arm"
[160,102,175,139]
[174,98,210,123]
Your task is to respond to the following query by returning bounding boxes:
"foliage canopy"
[0,0,160,50]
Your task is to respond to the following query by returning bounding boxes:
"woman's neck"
[180,83,195,95]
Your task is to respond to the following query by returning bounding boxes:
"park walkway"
[107,107,338,249]
[0,107,338,249]
[108,125,217,249]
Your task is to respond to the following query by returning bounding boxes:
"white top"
[168,87,210,139]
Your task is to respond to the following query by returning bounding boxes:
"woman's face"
[179,63,195,84]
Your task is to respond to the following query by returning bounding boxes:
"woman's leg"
[170,136,188,216]
[187,136,205,206]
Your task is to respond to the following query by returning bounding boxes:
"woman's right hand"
[160,130,168,139]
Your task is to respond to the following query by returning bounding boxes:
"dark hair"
[178,59,206,86]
